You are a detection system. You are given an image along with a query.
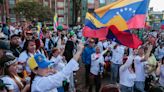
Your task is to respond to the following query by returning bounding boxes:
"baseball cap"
[57,25,63,31]
[28,54,53,70]
[70,31,75,36]
[10,34,20,39]
[0,53,16,67]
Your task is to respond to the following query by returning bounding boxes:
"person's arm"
[73,43,84,61]
[120,55,134,72]
[101,48,109,56]
[99,55,105,65]
[156,62,161,76]
[82,48,86,63]
[21,84,30,92]
[34,44,84,91]
[144,45,153,60]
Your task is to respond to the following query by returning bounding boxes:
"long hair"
[4,66,24,91]
[2,55,24,91]
[22,40,35,53]
[29,72,36,92]
[63,40,74,62]
[29,67,38,92]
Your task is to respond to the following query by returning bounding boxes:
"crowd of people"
[0,22,163,92]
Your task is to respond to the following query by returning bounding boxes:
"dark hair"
[30,67,38,92]
[125,48,130,56]
[10,34,20,39]
[35,39,41,50]
[162,56,164,65]
[63,41,74,62]
[101,85,119,92]
[22,40,35,53]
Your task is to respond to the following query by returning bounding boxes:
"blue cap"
[28,54,53,69]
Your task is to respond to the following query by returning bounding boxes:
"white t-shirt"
[31,59,79,92]
[1,76,20,92]
[18,51,34,73]
[159,65,164,87]
[119,55,136,87]
[134,55,146,82]
[90,53,105,75]
[111,45,125,64]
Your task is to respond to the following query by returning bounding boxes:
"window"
[9,9,15,14]
[9,0,15,4]
[57,2,64,7]
[44,1,49,6]
[9,0,16,8]
[88,0,94,4]
[10,18,16,22]
[9,4,15,8]
[108,0,116,3]
[58,17,64,24]
[57,10,64,15]
[100,0,106,4]
[99,0,106,7]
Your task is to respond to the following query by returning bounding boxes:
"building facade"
[0,0,117,25]
[80,0,117,24]
[148,8,164,30]
[55,0,69,25]
[0,0,57,23]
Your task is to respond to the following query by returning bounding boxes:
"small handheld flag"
[54,14,58,32]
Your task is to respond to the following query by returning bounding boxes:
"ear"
[32,69,37,74]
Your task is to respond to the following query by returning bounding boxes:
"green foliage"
[0,0,3,4]
[14,1,54,21]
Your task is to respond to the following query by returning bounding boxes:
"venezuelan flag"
[83,25,142,48]
[85,0,150,29]
[85,12,128,31]
[83,0,149,48]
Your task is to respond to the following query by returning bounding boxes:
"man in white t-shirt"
[134,47,146,92]
[110,44,125,84]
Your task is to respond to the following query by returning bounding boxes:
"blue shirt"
[82,46,95,65]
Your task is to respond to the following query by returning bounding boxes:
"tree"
[72,0,81,25]
[14,1,54,21]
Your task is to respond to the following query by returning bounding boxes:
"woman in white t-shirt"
[18,40,36,76]
[119,49,136,92]
[0,54,29,92]
[89,47,108,92]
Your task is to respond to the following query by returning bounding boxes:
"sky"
[149,0,164,11]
